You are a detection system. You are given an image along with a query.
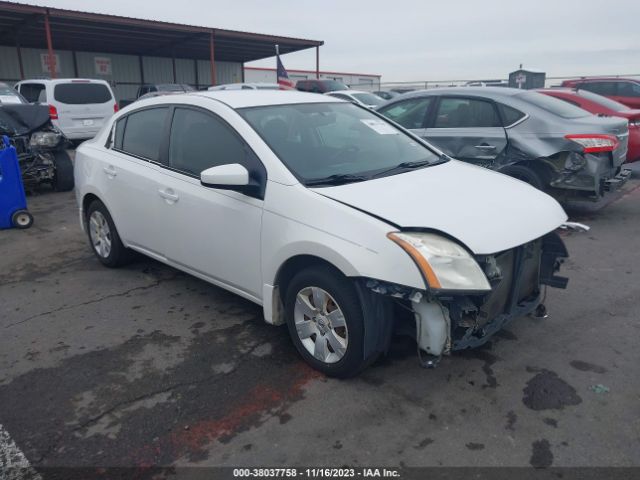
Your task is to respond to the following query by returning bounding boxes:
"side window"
[120,107,169,161]
[581,82,617,96]
[497,103,527,126]
[168,107,246,177]
[113,117,126,150]
[378,97,432,129]
[434,97,501,128]
[618,82,640,98]
[19,83,46,103]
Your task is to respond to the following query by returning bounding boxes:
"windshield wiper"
[371,159,434,179]
[305,173,369,187]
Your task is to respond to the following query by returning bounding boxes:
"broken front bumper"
[431,232,569,353]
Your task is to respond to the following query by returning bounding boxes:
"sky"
[12,0,640,82]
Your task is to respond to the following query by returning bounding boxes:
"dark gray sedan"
[376,87,631,202]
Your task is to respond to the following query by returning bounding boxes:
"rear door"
[422,96,507,167]
[101,106,170,258]
[52,81,116,139]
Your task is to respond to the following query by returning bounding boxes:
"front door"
[156,106,265,300]
[422,96,508,168]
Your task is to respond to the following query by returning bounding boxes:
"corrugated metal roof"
[0,1,323,63]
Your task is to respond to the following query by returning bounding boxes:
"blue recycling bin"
[0,135,33,229]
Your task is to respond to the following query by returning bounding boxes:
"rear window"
[54,83,113,104]
[322,80,349,92]
[576,89,630,112]
[516,91,589,119]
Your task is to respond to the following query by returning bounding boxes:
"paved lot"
[1,169,640,477]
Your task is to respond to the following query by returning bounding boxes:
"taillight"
[565,134,619,153]
[48,104,58,120]
[113,103,119,113]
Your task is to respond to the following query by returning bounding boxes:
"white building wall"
[244,67,381,90]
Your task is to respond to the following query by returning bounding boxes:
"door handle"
[158,188,179,203]
[474,144,496,150]
[102,165,117,177]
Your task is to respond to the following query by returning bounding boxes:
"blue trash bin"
[0,135,33,229]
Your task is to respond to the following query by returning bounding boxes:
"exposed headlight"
[388,232,491,291]
[30,131,61,148]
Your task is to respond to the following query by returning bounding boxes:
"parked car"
[373,91,400,101]
[538,88,640,163]
[0,82,73,191]
[376,87,631,203]
[75,90,570,377]
[325,90,385,108]
[15,78,117,141]
[208,83,281,91]
[137,83,195,97]
[560,78,640,109]
[295,79,348,93]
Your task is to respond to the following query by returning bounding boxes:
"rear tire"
[501,164,545,191]
[11,210,33,229]
[284,265,370,378]
[52,150,74,192]
[86,200,133,268]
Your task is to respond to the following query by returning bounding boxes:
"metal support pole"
[44,10,56,78]
[138,55,145,84]
[72,50,79,77]
[194,59,199,89]
[172,55,177,83]
[315,46,320,79]
[15,37,24,79]
[209,30,216,86]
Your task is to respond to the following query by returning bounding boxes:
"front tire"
[284,266,369,378]
[86,200,133,268]
[52,150,74,192]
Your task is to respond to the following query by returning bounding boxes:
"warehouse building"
[245,67,381,90]
[0,1,323,101]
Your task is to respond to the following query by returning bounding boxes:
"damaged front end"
[361,232,568,366]
[0,104,68,190]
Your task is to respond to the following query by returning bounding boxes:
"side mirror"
[200,163,249,189]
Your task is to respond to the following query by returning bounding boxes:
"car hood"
[311,160,568,254]
[0,104,51,136]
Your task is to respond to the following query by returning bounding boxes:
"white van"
[14,79,117,140]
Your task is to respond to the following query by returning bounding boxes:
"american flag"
[276,46,295,90]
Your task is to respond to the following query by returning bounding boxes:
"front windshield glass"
[239,102,441,184]
[353,93,384,106]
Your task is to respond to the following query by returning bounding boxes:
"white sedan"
[74,91,569,377]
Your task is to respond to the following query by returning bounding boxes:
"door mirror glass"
[201,163,249,187]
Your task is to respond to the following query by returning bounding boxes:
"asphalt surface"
[1,167,640,478]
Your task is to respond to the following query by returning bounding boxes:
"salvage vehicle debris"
[74,90,570,377]
[0,83,74,192]
[376,87,631,203]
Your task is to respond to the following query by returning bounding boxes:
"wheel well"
[82,193,100,221]
[503,160,552,185]
[275,255,346,301]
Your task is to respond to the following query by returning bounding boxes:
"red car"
[560,78,640,109]
[539,88,640,163]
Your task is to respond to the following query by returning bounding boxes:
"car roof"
[172,90,343,109]
[19,78,110,85]
[398,86,525,100]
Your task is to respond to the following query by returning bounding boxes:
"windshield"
[516,91,590,119]
[0,85,26,104]
[239,102,441,184]
[576,89,630,112]
[352,93,384,106]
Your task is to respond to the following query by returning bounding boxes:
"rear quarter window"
[497,103,527,126]
[54,83,113,104]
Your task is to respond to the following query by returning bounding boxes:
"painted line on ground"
[0,423,41,480]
